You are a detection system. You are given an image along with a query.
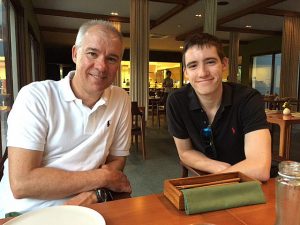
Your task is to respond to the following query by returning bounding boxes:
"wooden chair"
[0,147,8,181]
[131,102,146,160]
[180,160,209,178]
[156,93,168,128]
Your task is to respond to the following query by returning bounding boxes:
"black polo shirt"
[166,82,268,165]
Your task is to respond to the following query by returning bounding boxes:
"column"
[111,22,122,87]
[203,0,217,35]
[130,0,149,109]
[280,16,300,98]
[227,32,239,83]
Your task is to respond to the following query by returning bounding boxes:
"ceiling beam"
[217,0,286,25]
[150,0,198,29]
[34,8,131,23]
[217,26,282,35]
[176,0,286,41]
[149,0,186,4]
[40,26,130,37]
[254,8,300,17]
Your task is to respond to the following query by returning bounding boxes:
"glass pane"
[273,53,281,95]
[0,0,9,156]
[120,61,182,90]
[252,55,272,95]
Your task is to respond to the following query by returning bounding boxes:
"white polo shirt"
[0,71,131,217]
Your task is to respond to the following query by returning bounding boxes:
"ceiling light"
[179,46,183,49]
[110,12,119,16]
[245,25,252,28]
[195,14,202,18]
[217,1,229,6]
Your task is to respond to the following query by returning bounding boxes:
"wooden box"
[163,172,258,210]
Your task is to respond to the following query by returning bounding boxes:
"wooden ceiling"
[32,0,300,51]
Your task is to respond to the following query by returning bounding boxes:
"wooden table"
[0,179,276,225]
[266,112,300,160]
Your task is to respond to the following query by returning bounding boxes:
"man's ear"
[71,45,78,64]
[183,67,189,81]
[222,57,229,71]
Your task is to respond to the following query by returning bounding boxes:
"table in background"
[0,180,276,225]
[266,112,300,160]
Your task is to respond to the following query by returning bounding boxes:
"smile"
[90,73,106,79]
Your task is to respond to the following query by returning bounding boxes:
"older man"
[0,20,131,217]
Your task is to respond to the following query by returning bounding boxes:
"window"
[0,0,23,156]
[251,53,281,95]
[121,61,182,89]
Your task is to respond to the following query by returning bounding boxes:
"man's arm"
[174,137,231,174]
[102,154,127,171]
[220,129,271,181]
[8,147,131,200]
[64,155,130,206]
[174,128,271,181]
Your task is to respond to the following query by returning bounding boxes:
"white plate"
[4,205,105,225]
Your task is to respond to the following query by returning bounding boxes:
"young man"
[0,20,131,217]
[166,33,271,181]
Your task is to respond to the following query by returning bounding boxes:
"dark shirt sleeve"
[166,93,189,139]
[240,90,268,134]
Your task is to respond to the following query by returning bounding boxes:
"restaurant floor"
[125,117,300,197]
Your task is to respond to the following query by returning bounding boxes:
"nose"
[198,64,209,77]
[94,57,107,72]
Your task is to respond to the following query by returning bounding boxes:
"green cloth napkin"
[181,181,266,215]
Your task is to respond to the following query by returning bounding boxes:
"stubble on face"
[71,26,123,105]
[184,45,226,98]
[75,26,122,97]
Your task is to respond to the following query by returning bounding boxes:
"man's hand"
[100,165,131,193]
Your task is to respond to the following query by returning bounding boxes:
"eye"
[87,52,97,58]
[206,59,216,65]
[107,56,119,64]
[187,63,197,69]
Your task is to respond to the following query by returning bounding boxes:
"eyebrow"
[186,61,198,67]
[85,47,120,59]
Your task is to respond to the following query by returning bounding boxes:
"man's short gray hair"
[75,20,123,47]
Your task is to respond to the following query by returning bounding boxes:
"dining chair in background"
[131,102,146,160]
[156,93,168,128]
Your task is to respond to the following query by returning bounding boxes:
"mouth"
[89,73,106,79]
[197,78,214,83]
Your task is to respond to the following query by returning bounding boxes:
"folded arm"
[174,128,271,181]
[8,147,131,200]
[220,129,271,181]
[174,137,231,174]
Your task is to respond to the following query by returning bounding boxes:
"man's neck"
[196,86,223,124]
[70,75,103,109]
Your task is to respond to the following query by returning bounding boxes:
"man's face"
[72,25,123,96]
[184,45,227,96]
